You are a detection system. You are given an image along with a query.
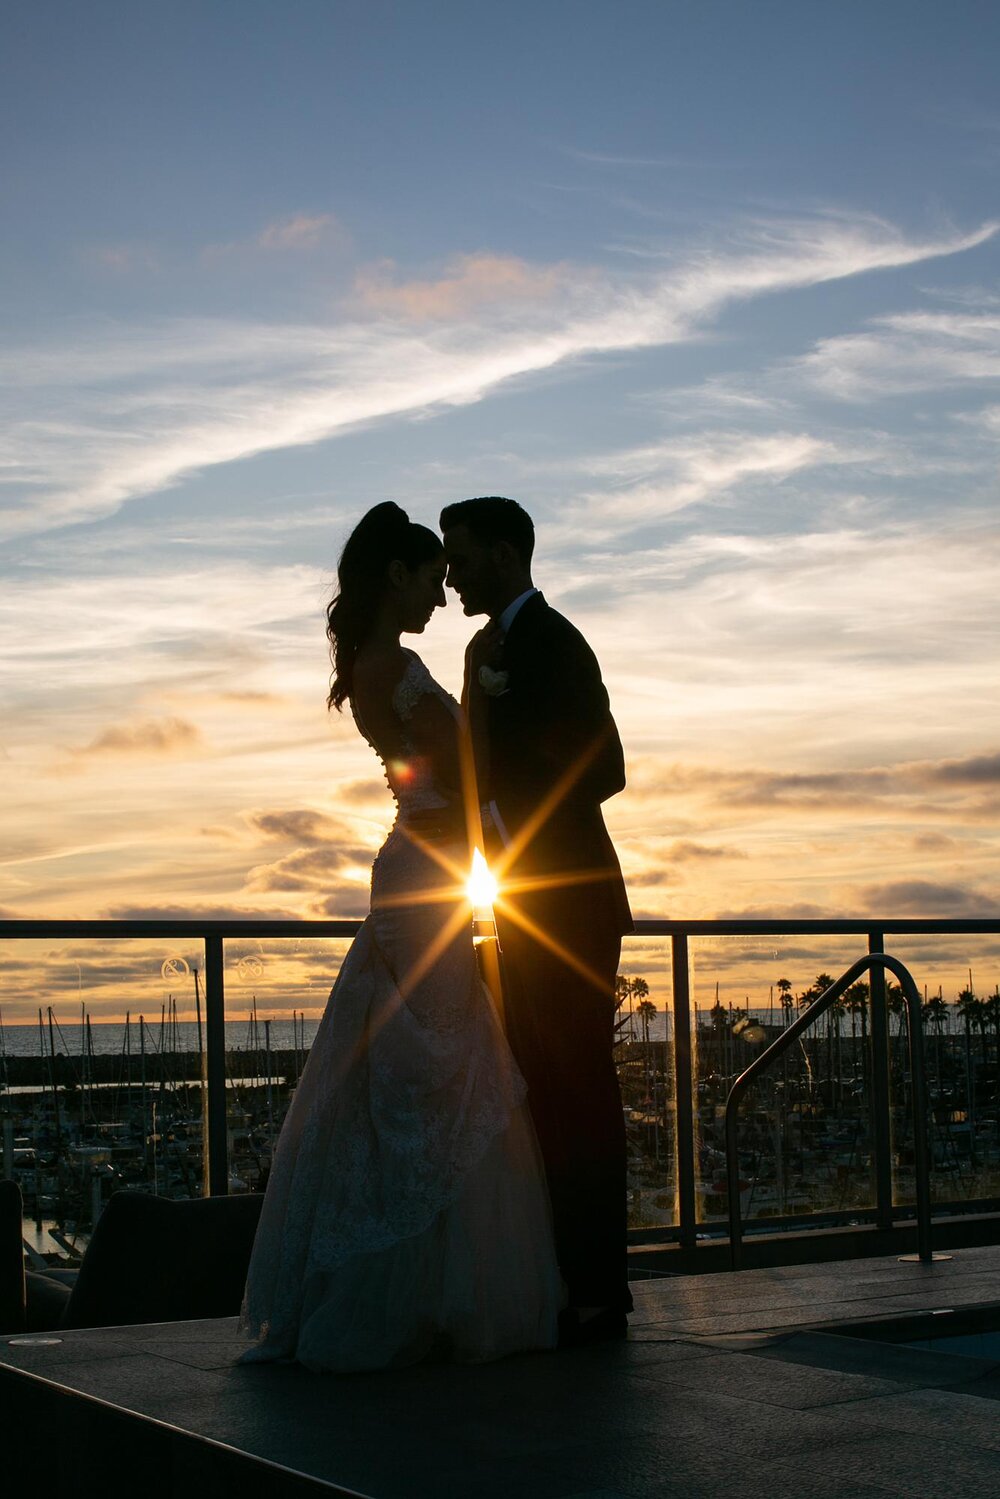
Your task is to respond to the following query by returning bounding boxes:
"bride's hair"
[326,502,443,710]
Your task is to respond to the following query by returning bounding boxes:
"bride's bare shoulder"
[353,644,408,682]
[351,645,412,711]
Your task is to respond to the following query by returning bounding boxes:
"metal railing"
[724,953,931,1268]
[2,915,999,1252]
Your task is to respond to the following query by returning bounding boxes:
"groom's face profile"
[442,524,501,618]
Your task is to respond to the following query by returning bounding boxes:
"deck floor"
[6,1245,1000,1497]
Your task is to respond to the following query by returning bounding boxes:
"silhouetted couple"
[241,497,632,1370]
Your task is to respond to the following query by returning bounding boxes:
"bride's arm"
[350,651,412,771]
[406,692,463,798]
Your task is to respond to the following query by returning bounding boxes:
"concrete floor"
[6,1246,1000,1497]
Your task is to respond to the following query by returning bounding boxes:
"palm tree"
[984,988,1000,1095]
[957,986,989,1069]
[796,973,835,1011]
[776,978,794,1028]
[614,973,651,1045]
[614,974,632,1041]
[922,992,948,1033]
[844,980,870,1089]
[795,974,836,1101]
[964,985,989,1067]
[956,985,982,1163]
[636,998,657,1047]
[884,980,909,1091]
[631,977,650,1013]
[922,991,949,1095]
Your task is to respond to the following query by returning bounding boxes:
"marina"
[4,938,1000,1271]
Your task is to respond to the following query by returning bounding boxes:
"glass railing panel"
[880,934,1000,1213]
[0,935,215,1257]
[5,920,999,1270]
[221,936,353,1193]
[690,933,878,1230]
[618,935,676,1230]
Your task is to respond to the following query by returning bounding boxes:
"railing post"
[204,934,228,1196]
[904,980,934,1263]
[671,934,698,1250]
[868,932,894,1231]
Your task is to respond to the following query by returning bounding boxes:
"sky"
[2,0,1000,1022]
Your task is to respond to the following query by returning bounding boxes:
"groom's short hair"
[439,497,535,563]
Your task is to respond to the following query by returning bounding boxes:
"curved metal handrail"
[725,953,931,1268]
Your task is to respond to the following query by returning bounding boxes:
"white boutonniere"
[478,664,510,698]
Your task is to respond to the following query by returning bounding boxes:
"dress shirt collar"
[495,587,539,637]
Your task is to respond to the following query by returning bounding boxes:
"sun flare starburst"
[466,848,498,909]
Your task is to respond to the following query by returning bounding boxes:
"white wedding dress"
[240,651,561,1371]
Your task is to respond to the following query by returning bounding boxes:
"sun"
[466,848,498,909]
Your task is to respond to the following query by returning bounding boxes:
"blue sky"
[2,1,999,1016]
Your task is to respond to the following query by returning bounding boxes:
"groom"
[440,496,633,1341]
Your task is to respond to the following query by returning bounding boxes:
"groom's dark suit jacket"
[484,592,632,941]
[479,590,633,1311]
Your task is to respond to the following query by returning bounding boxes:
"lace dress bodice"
[351,650,462,816]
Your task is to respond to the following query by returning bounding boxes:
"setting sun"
[467,848,499,909]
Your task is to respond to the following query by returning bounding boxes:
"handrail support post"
[671,935,698,1250]
[204,934,228,1197]
[868,932,894,1231]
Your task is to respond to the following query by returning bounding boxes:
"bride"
[240,502,562,1371]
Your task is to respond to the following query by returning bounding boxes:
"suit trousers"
[495,887,632,1313]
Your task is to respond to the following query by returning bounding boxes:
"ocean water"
[0,1002,804,1056]
[1,1011,678,1056]
[0,1020,321,1058]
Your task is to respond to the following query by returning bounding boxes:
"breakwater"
[2,1049,302,1089]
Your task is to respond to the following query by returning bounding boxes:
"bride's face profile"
[390,556,447,634]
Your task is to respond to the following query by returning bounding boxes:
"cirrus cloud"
[73,717,203,758]
[2,213,993,541]
[353,252,578,320]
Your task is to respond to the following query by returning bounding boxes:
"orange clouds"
[353,253,575,320]
[73,717,203,758]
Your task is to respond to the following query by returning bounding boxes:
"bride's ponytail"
[326,503,442,710]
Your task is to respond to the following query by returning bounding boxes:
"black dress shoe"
[558,1307,628,1347]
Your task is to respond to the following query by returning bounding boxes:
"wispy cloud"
[246,842,373,894]
[628,750,1000,822]
[246,808,360,845]
[790,310,1000,401]
[353,253,577,319]
[2,213,993,540]
[103,900,303,921]
[0,561,326,694]
[88,243,161,274]
[257,213,339,251]
[568,430,846,531]
[72,717,203,759]
[852,879,994,916]
[555,145,726,170]
[202,212,345,261]
[665,840,747,861]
